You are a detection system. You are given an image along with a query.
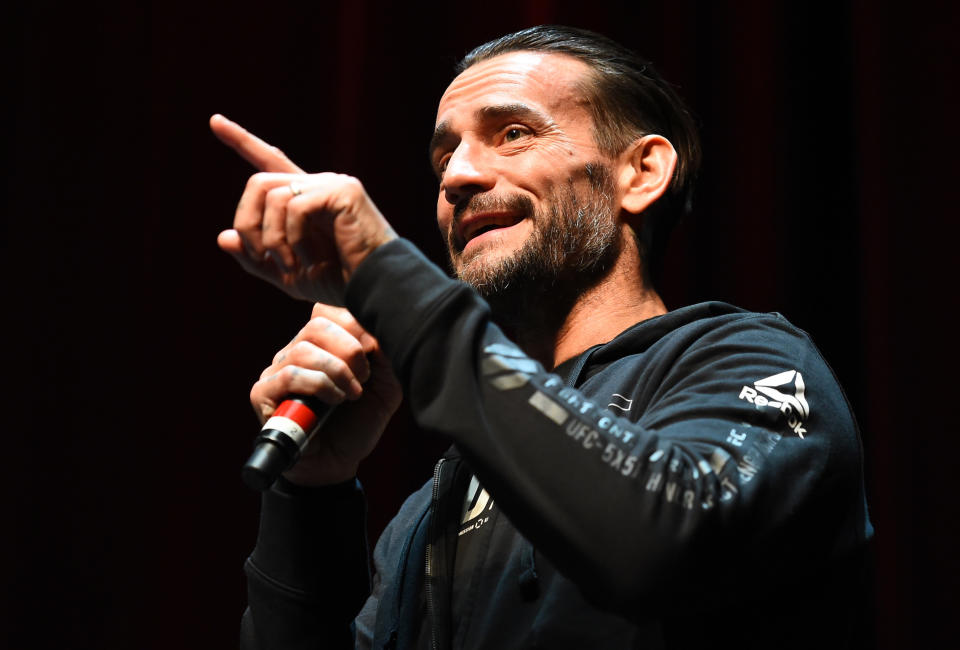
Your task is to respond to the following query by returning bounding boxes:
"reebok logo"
[738,370,810,437]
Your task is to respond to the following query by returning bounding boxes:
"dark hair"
[457,25,702,286]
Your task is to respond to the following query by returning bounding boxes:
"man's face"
[431,51,621,297]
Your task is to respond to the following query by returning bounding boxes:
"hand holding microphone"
[242,395,336,491]
[245,303,402,490]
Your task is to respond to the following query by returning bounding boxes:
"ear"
[617,134,678,216]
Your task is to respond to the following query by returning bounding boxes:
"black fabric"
[240,239,873,649]
[240,478,370,649]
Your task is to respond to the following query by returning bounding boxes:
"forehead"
[436,51,592,125]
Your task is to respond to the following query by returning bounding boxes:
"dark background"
[6,0,958,647]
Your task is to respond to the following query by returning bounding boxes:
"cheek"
[436,200,452,237]
[510,153,580,195]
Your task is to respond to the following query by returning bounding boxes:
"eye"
[503,127,528,142]
[437,154,450,176]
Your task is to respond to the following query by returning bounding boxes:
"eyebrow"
[428,102,551,164]
[429,121,454,163]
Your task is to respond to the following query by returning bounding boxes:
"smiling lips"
[457,212,526,249]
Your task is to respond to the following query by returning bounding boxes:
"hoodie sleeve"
[345,239,871,618]
[239,478,370,650]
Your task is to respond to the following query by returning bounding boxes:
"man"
[213,26,873,649]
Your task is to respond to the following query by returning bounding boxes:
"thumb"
[217,228,247,256]
[218,229,272,279]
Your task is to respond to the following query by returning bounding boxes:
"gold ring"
[289,182,302,197]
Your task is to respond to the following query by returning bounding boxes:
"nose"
[440,140,495,206]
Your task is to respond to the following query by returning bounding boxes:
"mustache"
[453,192,534,220]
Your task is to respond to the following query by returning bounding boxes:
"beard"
[447,162,621,324]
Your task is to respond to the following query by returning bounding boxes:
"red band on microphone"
[273,400,319,432]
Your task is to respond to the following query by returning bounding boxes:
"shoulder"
[593,301,816,365]
[588,302,856,442]
[592,301,826,386]
[655,301,813,348]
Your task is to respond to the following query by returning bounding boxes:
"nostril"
[442,186,462,206]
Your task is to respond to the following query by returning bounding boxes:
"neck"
[495,230,666,369]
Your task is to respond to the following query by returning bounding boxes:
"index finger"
[209,113,305,174]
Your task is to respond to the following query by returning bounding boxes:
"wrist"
[281,461,359,487]
[337,193,398,277]
[272,474,360,496]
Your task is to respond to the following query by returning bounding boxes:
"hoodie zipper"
[425,457,445,650]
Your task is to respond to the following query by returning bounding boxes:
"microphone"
[241,395,334,491]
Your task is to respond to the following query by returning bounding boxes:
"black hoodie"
[241,239,873,649]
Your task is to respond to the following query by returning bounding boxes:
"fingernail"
[358,358,371,384]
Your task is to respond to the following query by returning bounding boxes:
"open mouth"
[459,212,525,248]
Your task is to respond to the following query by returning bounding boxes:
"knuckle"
[344,339,365,364]
[313,303,348,320]
[326,356,350,379]
[304,317,332,337]
[266,184,289,200]
[310,302,329,319]
[289,339,316,361]
[338,175,364,199]
[278,365,303,384]
[247,172,270,191]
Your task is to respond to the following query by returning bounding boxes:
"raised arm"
[343,239,872,619]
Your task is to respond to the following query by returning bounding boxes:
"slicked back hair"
[457,26,702,287]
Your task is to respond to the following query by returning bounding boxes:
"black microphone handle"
[241,395,334,491]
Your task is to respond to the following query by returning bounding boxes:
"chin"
[452,242,516,281]
[453,258,503,289]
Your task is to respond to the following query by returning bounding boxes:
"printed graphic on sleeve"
[608,393,634,413]
[482,343,538,390]
[738,370,810,437]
